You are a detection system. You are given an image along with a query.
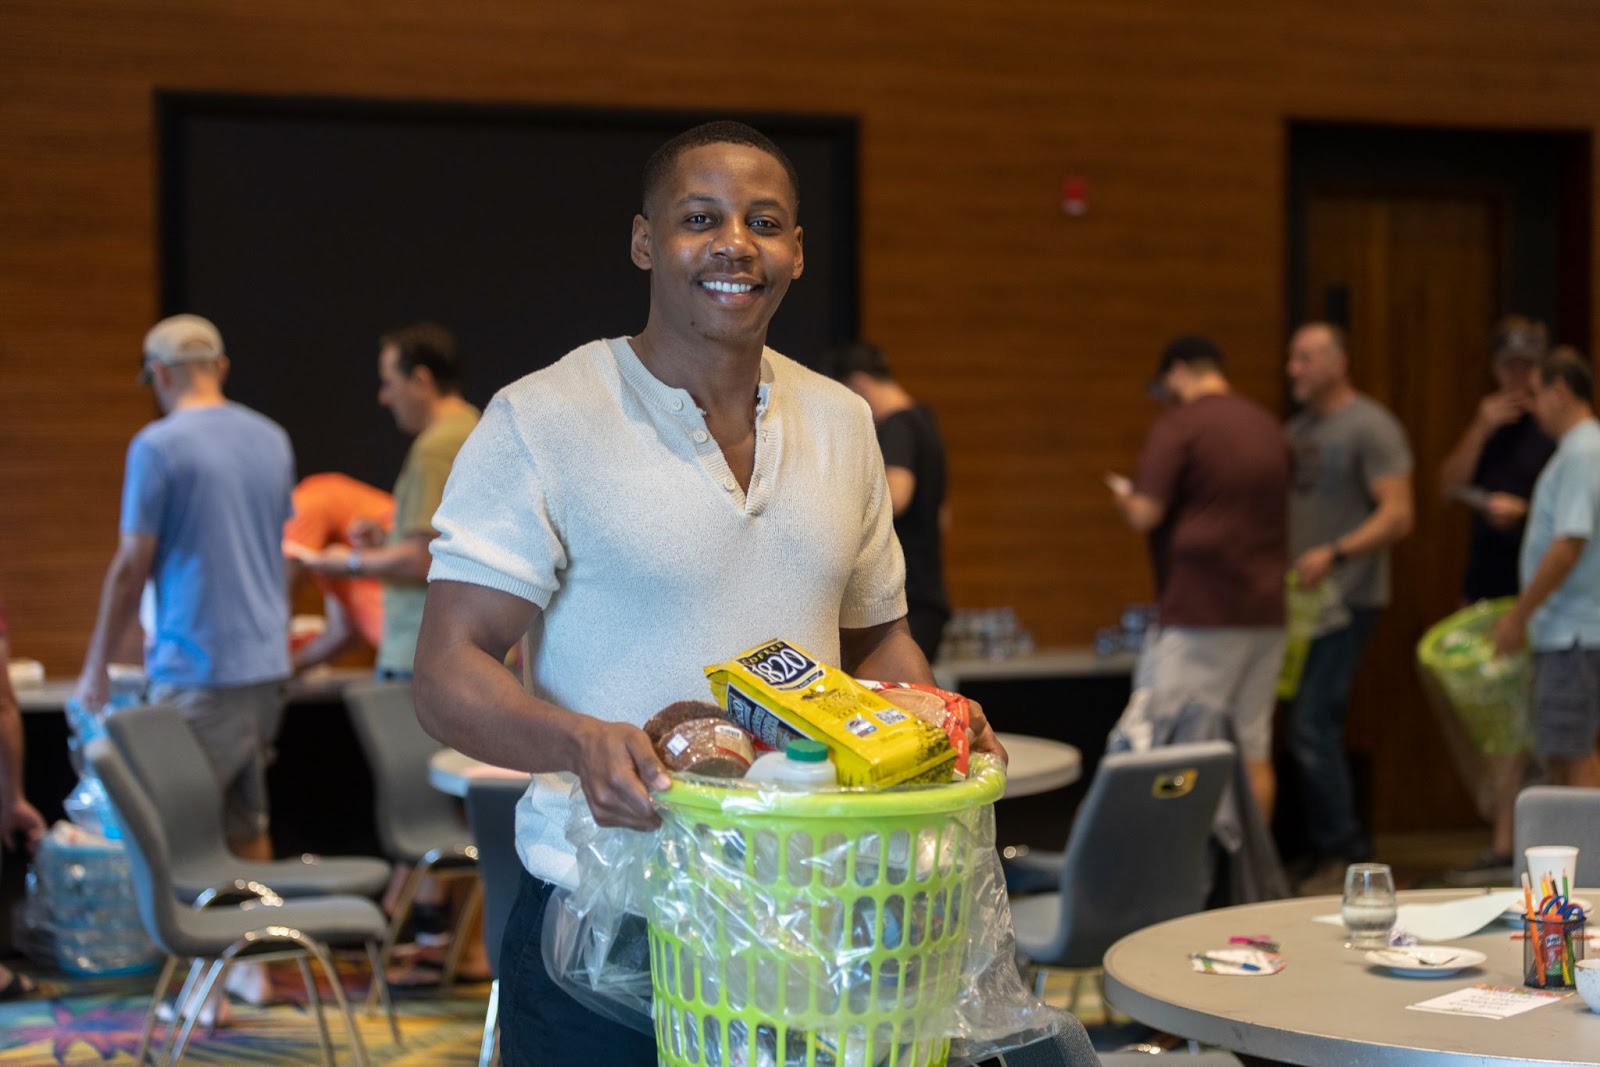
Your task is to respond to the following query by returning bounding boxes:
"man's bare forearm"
[841,618,933,685]
[82,558,145,672]
[1508,538,1586,629]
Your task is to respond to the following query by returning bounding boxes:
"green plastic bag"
[1416,598,1532,756]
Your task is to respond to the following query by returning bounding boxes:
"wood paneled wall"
[3,1,1598,829]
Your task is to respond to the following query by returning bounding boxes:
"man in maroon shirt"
[1111,335,1291,818]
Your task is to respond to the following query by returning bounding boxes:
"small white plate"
[1500,898,1592,926]
[1365,947,1487,977]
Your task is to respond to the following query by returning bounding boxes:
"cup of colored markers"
[1522,871,1586,989]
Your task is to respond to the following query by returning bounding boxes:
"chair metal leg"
[297,954,336,1067]
[168,959,226,1066]
[136,955,179,1066]
[158,959,206,1067]
[365,940,403,1046]
[442,879,484,990]
[306,938,372,1067]
[477,977,500,1067]
[367,864,427,1014]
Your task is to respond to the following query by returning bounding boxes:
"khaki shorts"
[1142,626,1287,761]
[148,681,285,845]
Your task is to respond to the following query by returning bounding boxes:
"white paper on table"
[1406,984,1569,1020]
[1312,891,1522,942]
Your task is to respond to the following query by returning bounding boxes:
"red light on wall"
[1061,176,1088,217]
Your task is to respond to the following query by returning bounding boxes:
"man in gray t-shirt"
[1284,323,1414,886]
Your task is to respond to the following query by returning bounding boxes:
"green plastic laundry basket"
[1416,598,1532,756]
[645,755,1006,1067]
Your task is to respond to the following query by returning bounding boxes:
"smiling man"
[411,121,1004,1065]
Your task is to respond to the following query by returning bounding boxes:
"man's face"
[630,142,804,346]
[1286,326,1346,406]
[1530,374,1568,437]
[1494,356,1535,396]
[377,344,429,435]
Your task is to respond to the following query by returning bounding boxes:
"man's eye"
[686,213,713,226]
[750,218,780,231]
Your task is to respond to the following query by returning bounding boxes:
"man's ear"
[630,214,653,272]
[410,363,438,394]
[792,224,805,280]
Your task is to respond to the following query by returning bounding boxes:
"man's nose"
[712,219,756,259]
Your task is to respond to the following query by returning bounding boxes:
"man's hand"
[1476,390,1528,432]
[1483,492,1529,531]
[965,697,1008,766]
[1493,613,1527,657]
[347,518,387,548]
[298,544,352,576]
[1294,544,1337,590]
[72,665,110,712]
[570,718,672,831]
[1,796,46,853]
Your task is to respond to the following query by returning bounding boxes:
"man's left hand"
[1,797,47,853]
[1492,613,1527,657]
[965,697,1008,766]
[1294,544,1336,589]
[299,544,352,576]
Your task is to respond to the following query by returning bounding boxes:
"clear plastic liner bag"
[63,694,139,839]
[20,821,160,976]
[546,755,1070,1067]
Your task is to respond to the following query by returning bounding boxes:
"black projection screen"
[158,93,859,489]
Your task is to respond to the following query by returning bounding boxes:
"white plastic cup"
[1526,845,1580,895]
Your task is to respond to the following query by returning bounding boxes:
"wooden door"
[1301,190,1502,834]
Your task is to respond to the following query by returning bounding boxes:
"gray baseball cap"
[139,314,225,384]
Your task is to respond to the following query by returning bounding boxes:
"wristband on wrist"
[346,550,362,577]
[1330,543,1348,566]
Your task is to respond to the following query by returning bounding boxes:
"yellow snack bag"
[705,639,955,788]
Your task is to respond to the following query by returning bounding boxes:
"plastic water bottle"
[744,740,837,788]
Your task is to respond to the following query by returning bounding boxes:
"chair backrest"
[1051,740,1235,968]
[85,736,184,956]
[343,680,461,857]
[1514,786,1600,887]
[465,778,527,980]
[102,703,232,876]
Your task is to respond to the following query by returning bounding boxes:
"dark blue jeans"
[499,869,658,1067]
[1286,608,1379,861]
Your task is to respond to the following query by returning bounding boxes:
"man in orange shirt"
[282,473,393,671]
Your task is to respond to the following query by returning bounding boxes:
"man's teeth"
[702,281,755,294]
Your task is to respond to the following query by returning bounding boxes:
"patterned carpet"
[0,956,491,1065]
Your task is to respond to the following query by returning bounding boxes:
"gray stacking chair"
[1009,741,1235,989]
[343,681,482,1008]
[103,704,393,904]
[88,736,389,1067]
[103,703,400,1043]
[1514,786,1600,886]
[465,777,527,1067]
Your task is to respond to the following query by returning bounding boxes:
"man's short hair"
[641,120,800,218]
[1491,315,1548,364]
[822,341,892,383]
[1157,334,1225,376]
[1299,321,1349,357]
[381,321,461,394]
[1539,345,1594,404]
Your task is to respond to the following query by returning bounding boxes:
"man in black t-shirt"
[1437,315,1555,884]
[828,342,952,661]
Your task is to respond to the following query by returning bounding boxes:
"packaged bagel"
[704,639,955,788]
[864,681,971,775]
[644,700,756,778]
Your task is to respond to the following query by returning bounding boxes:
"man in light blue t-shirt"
[75,314,295,860]
[1495,347,1600,787]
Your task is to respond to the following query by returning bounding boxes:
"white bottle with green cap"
[744,738,837,788]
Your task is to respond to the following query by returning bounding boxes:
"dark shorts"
[1532,644,1600,760]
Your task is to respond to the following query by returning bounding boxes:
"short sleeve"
[841,406,909,630]
[119,434,168,537]
[877,412,917,472]
[1551,452,1600,541]
[1360,405,1414,484]
[395,442,457,538]
[1133,410,1187,506]
[428,394,566,610]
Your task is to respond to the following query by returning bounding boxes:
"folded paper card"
[1314,891,1522,942]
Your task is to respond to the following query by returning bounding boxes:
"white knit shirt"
[429,337,908,886]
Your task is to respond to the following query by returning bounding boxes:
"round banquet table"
[428,732,1078,799]
[1103,888,1600,1066]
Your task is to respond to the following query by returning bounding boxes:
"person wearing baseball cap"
[76,314,295,871]
[1436,315,1556,885]
[1109,333,1291,825]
